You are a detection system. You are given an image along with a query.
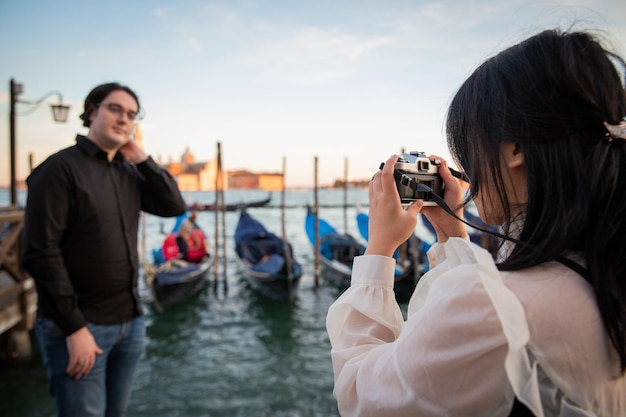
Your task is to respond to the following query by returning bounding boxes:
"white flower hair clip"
[604,121,626,142]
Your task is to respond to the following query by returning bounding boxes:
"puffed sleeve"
[326,238,514,417]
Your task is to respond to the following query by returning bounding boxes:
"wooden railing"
[0,206,37,359]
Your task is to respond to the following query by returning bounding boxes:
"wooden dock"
[0,206,37,359]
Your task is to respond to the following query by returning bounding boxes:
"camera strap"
[400,175,589,280]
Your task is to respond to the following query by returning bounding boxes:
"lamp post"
[9,78,70,206]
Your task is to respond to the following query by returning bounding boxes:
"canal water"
[1,188,427,417]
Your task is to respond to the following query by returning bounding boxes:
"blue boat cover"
[235,209,272,242]
[171,213,189,234]
[356,212,369,241]
[249,253,285,275]
[235,210,295,269]
[305,210,339,244]
[305,210,364,262]
[156,263,202,286]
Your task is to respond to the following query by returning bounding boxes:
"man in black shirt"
[21,82,186,417]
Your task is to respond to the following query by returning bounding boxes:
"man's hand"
[118,138,148,165]
[66,326,103,379]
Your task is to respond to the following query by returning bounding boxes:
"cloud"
[187,36,203,52]
[153,7,168,19]
[238,27,392,85]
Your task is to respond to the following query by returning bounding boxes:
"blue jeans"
[35,316,145,417]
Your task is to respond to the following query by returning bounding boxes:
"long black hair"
[446,29,626,371]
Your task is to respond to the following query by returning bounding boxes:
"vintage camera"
[391,151,444,206]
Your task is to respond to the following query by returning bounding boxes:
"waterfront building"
[162,147,284,191]
[228,170,284,191]
[162,147,228,192]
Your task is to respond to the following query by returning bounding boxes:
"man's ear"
[86,104,97,124]
[502,142,523,169]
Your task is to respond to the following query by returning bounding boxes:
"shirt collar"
[76,135,124,162]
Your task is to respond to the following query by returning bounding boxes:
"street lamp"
[9,78,70,206]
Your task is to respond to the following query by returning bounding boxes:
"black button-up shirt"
[21,135,186,335]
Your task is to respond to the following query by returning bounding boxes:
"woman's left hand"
[365,155,422,258]
[420,155,467,242]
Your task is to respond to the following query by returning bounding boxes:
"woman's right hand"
[365,155,423,257]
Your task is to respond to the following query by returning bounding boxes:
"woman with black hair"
[327,29,626,416]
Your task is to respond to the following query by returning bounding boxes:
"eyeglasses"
[97,102,144,122]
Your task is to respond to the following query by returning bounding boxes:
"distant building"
[162,147,227,191]
[162,148,284,191]
[228,170,284,190]
[258,172,284,190]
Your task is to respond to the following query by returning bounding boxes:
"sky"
[1,0,625,188]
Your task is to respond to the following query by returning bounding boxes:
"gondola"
[356,211,427,303]
[189,193,272,211]
[234,209,302,302]
[145,255,214,312]
[145,215,214,312]
[304,207,365,289]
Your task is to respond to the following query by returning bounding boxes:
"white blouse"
[326,238,626,416]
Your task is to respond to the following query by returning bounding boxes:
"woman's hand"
[365,155,422,257]
[421,155,468,243]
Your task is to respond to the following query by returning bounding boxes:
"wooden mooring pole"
[0,207,37,360]
[313,156,320,288]
[281,156,294,302]
[343,156,348,234]
[213,141,227,295]
[218,146,227,295]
